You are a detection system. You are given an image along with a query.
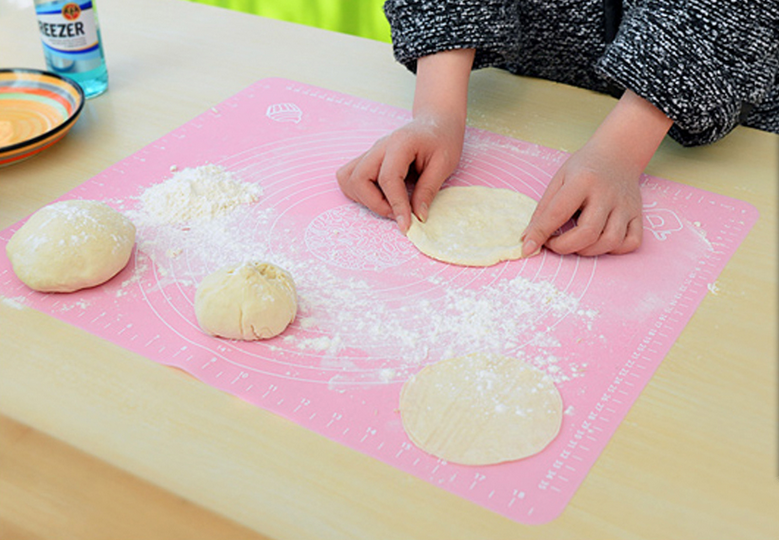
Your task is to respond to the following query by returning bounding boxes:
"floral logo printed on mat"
[304,204,418,271]
[642,202,684,241]
[266,103,303,124]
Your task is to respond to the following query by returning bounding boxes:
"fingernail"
[522,239,538,258]
[396,214,408,233]
[419,202,429,223]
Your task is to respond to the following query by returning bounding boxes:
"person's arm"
[521,89,673,257]
[336,48,475,233]
[595,0,779,147]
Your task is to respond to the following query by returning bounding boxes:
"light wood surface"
[1,1,777,539]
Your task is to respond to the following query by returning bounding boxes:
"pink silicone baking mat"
[0,78,758,524]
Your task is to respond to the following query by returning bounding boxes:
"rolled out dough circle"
[399,352,563,465]
[5,200,136,293]
[406,185,537,266]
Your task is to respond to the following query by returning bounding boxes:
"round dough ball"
[195,262,297,340]
[406,185,538,266]
[400,352,563,465]
[6,200,136,293]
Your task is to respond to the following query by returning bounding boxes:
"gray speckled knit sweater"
[384,0,779,146]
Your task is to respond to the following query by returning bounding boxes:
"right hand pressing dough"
[195,262,297,340]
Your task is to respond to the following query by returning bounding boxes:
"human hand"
[521,89,673,257]
[336,114,465,233]
[520,141,644,257]
[337,48,475,233]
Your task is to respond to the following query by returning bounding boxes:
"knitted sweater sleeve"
[383,0,520,72]
[596,0,779,146]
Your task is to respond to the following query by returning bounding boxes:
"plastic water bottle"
[34,0,108,98]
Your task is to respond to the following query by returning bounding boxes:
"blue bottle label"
[36,2,99,55]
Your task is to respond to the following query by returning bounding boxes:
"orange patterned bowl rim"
[0,68,85,166]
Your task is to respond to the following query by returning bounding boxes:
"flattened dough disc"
[399,353,563,465]
[406,185,537,266]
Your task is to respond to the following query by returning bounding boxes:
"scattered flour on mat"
[123,163,267,291]
[278,254,594,385]
[58,299,90,311]
[1,296,27,310]
[116,252,150,297]
[119,162,595,386]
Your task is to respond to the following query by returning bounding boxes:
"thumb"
[520,222,545,258]
[521,184,581,258]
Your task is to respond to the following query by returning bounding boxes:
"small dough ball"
[195,262,297,340]
[6,200,136,293]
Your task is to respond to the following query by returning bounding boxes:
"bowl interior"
[0,69,85,154]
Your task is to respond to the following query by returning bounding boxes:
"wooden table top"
[1,1,777,539]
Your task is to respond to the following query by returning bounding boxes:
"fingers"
[410,155,450,222]
[336,136,416,226]
[378,140,417,232]
[532,197,643,257]
[546,205,609,256]
[523,190,644,258]
[336,147,392,219]
[610,216,643,254]
[337,127,455,234]
[521,176,585,258]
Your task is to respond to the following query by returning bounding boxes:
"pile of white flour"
[138,164,263,224]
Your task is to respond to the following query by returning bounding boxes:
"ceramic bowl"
[0,68,85,167]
